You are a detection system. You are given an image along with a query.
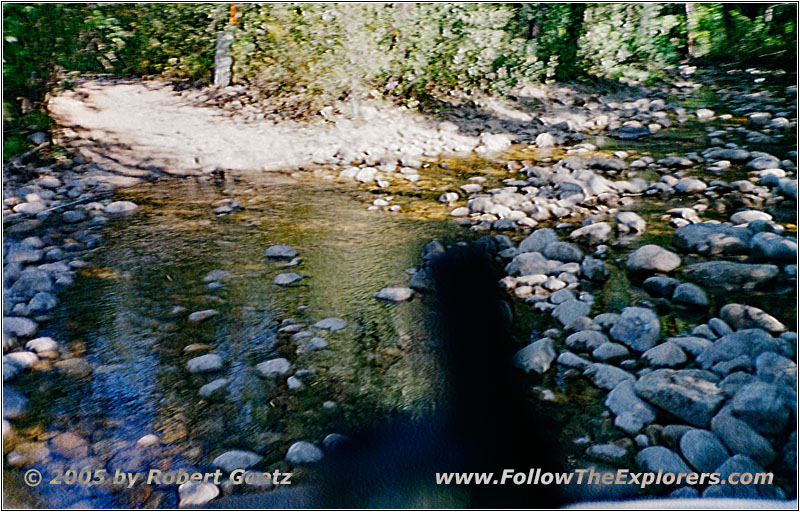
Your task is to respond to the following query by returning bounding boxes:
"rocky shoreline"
[3,65,797,506]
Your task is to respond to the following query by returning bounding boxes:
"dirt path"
[48,78,470,185]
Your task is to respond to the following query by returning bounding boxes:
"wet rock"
[199,378,229,398]
[264,245,298,259]
[580,257,608,281]
[719,303,785,333]
[750,232,797,262]
[188,309,218,323]
[731,382,790,436]
[54,358,91,378]
[25,336,59,356]
[374,287,414,302]
[583,363,634,390]
[3,388,29,419]
[187,354,223,374]
[4,351,39,371]
[203,270,233,283]
[286,441,324,465]
[672,223,750,256]
[28,291,58,312]
[643,276,680,297]
[569,223,611,245]
[671,283,708,307]
[10,269,53,298]
[105,201,139,217]
[13,201,47,215]
[256,358,291,377]
[6,442,50,467]
[312,317,347,331]
[609,307,660,352]
[682,262,778,292]
[274,273,303,286]
[710,415,775,467]
[179,482,219,507]
[636,446,692,475]
[679,429,729,473]
[626,245,681,273]
[642,342,687,367]
[50,432,90,458]
[587,443,627,463]
[213,450,263,472]
[303,337,329,352]
[634,369,725,427]
[512,337,555,374]
[605,380,656,424]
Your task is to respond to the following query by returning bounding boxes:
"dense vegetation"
[3,3,796,153]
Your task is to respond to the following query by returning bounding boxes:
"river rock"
[3,388,29,419]
[642,342,687,367]
[565,330,608,351]
[634,369,725,427]
[187,354,223,374]
[25,336,59,355]
[6,442,50,467]
[557,351,591,370]
[730,210,772,224]
[674,178,706,194]
[710,414,775,467]
[256,358,291,377]
[626,245,681,273]
[374,287,414,302]
[682,262,778,292]
[614,211,646,233]
[10,269,53,298]
[199,378,229,398]
[671,283,708,307]
[50,432,90,458]
[104,201,138,217]
[312,317,347,331]
[213,450,263,472]
[679,429,729,473]
[580,257,608,281]
[274,273,303,286]
[264,244,298,259]
[512,338,555,374]
[552,299,592,328]
[609,307,660,351]
[518,228,559,253]
[286,441,324,465]
[179,482,219,507]
[606,380,656,424]
[668,336,712,357]
[719,304,785,333]
[697,328,780,370]
[703,454,781,499]
[28,291,58,312]
[587,444,627,463]
[730,382,790,436]
[505,252,557,276]
[542,241,583,262]
[755,352,796,389]
[636,446,692,475]
[54,358,91,378]
[569,223,611,245]
[592,342,629,362]
[203,270,233,283]
[583,363,634,390]
[672,223,750,256]
[750,232,797,262]
[303,337,329,352]
[188,309,218,323]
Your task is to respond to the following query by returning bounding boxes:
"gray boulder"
[552,300,592,328]
[212,450,263,473]
[703,455,782,499]
[679,429,729,473]
[626,245,681,272]
[731,382,791,436]
[186,354,223,374]
[583,363,634,390]
[615,211,646,233]
[512,338,555,374]
[642,342,687,367]
[286,441,324,465]
[683,262,778,292]
[609,307,660,351]
[105,201,138,217]
[569,223,611,245]
[635,446,692,475]
[671,283,708,307]
[697,329,780,369]
[543,241,584,263]
[519,228,559,253]
[274,273,303,286]
[566,330,608,351]
[605,380,656,424]
[672,223,751,256]
[580,257,608,281]
[265,244,298,259]
[710,415,776,467]
[750,232,797,262]
[374,287,414,302]
[719,303,785,333]
[634,369,725,427]
[256,358,291,377]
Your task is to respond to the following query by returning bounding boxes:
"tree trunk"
[685,3,697,59]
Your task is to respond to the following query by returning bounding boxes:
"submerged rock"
[264,244,298,259]
[374,287,414,302]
